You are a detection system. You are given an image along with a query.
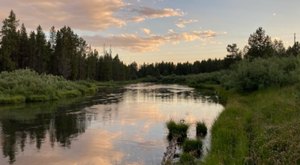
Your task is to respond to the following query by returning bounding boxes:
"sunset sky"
[0,0,300,64]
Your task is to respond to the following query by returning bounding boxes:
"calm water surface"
[0,83,223,165]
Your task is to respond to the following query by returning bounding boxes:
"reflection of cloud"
[13,130,124,165]
[118,103,165,124]
[85,30,217,52]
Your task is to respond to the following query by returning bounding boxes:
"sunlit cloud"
[141,28,152,36]
[84,30,217,52]
[176,18,198,28]
[85,34,165,52]
[129,7,184,22]
[0,0,126,30]
[135,7,183,18]
[0,0,184,31]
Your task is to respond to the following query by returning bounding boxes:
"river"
[0,83,223,165]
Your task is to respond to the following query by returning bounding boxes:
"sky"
[0,0,300,64]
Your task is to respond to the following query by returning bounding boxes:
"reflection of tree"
[0,109,89,164]
[0,89,125,164]
[51,113,87,147]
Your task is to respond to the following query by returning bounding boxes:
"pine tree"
[0,10,19,71]
[35,25,49,73]
[18,23,30,68]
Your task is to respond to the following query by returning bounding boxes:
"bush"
[0,69,97,104]
[196,121,208,137]
[179,153,195,165]
[166,120,189,143]
[183,139,203,157]
[222,57,300,92]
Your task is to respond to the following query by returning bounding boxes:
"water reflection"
[0,84,223,165]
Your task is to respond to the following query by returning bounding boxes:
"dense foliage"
[0,69,97,103]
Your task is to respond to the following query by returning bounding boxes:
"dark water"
[0,83,223,165]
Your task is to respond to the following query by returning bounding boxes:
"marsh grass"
[0,69,98,104]
[179,152,196,165]
[196,122,207,138]
[166,120,189,143]
[203,86,300,165]
[183,139,203,158]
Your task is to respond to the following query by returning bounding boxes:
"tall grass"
[0,69,97,104]
[196,122,208,137]
[166,120,189,143]
[203,85,300,164]
[183,139,203,158]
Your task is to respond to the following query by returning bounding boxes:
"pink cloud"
[84,30,217,52]
[0,0,126,30]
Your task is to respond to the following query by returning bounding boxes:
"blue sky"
[0,0,299,64]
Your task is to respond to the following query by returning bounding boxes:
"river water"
[0,83,223,165]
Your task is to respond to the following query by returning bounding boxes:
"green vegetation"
[183,139,203,158]
[166,120,189,143]
[203,85,300,164]
[157,59,300,164]
[0,69,99,104]
[179,153,196,165]
[222,56,300,92]
[196,122,208,137]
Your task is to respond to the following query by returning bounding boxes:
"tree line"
[139,27,300,77]
[1,11,300,81]
[0,11,138,81]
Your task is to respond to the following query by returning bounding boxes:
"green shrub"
[166,120,189,143]
[196,121,208,137]
[179,152,195,165]
[0,69,98,104]
[222,57,300,92]
[183,139,202,157]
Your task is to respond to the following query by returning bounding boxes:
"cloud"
[0,0,126,30]
[141,28,151,35]
[0,0,185,31]
[129,7,184,22]
[168,29,175,33]
[85,34,165,52]
[176,18,198,28]
[84,30,217,52]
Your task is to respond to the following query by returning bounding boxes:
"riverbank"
[0,69,131,104]
[201,85,300,164]
[144,72,300,164]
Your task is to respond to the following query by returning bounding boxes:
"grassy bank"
[202,85,300,164]
[0,69,127,104]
